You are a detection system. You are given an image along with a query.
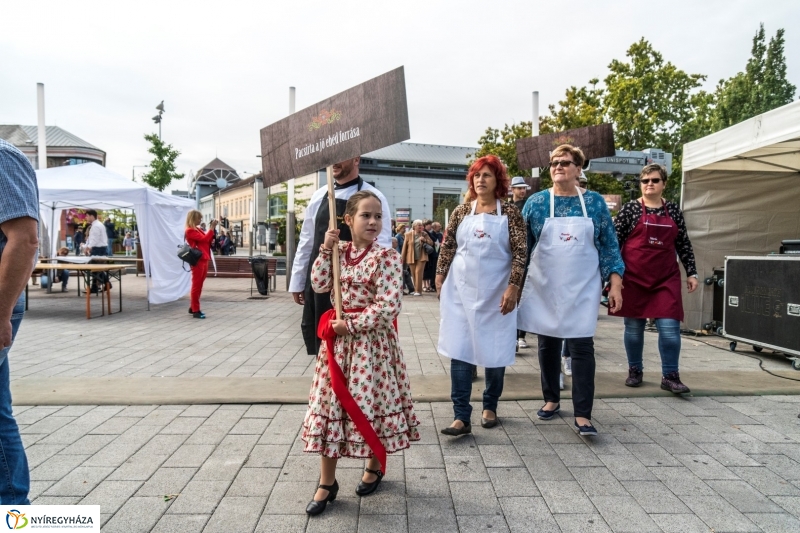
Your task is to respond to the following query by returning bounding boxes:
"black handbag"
[178,242,203,267]
[423,242,435,255]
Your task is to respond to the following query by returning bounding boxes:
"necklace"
[345,242,373,266]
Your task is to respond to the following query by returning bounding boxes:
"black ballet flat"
[440,422,472,436]
[306,479,338,516]
[355,467,383,496]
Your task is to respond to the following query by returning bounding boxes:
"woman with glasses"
[517,144,624,437]
[436,155,526,435]
[610,164,698,393]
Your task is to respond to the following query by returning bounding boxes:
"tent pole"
[47,203,56,294]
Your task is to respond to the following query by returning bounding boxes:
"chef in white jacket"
[289,157,392,355]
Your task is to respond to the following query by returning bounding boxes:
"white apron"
[517,188,602,338]
[438,200,517,367]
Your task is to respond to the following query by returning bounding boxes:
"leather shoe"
[306,479,338,516]
[440,422,471,436]
[355,467,383,496]
[481,412,499,428]
[537,404,560,420]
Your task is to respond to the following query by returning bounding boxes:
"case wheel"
[704,277,714,286]
[753,346,763,353]
[729,341,737,351]
[715,326,724,335]
[717,279,725,287]
[793,359,800,371]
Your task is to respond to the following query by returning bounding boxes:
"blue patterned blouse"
[521,189,625,282]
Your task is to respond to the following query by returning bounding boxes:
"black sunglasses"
[639,178,663,185]
[550,160,577,168]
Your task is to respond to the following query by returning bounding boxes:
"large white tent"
[681,99,800,329]
[36,163,194,305]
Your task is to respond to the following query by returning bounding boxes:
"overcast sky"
[2,0,798,189]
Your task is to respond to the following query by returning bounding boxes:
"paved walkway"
[11,274,800,531]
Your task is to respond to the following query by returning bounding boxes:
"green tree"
[540,81,605,134]
[468,122,534,178]
[433,197,460,227]
[141,134,184,191]
[712,24,797,131]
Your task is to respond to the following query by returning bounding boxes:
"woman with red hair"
[435,155,527,435]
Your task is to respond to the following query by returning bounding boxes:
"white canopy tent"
[35,163,194,305]
[681,99,800,329]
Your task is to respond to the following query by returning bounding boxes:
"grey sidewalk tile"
[184,425,230,445]
[724,432,781,454]
[457,515,510,532]
[32,496,83,505]
[744,512,800,533]
[304,497,360,533]
[88,416,140,435]
[537,480,594,514]
[554,443,604,467]
[102,496,172,533]
[449,481,500,515]
[116,405,159,417]
[571,467,628,496]
[279,454,330,482]
[499,497,559,533]
[357,514,408,533]
[227,467,279,497]
[136,408,183,427]
[26,444,67,469]
[163,444,216,468]
[538,424,585,445]
[29,480,55,501]
[263,481,317,515]
[179,405,220,417]
[523,454,574,481]
[740,424,795,443]
[648,466,716,496]
[680,494,761,532]
[553,513,612,532]
[192,453,248,482]
[675,454,739,480]
[603,424,653,444]
[706,479,785,513]
[500,417,540,435]
[60,434,116,455]
[652,434,704,455]
[83,425,162,467]
[14,406,63,425]
[139,434,189,456]
[730,466,800,496]
[243,405,280,418]
[487,467,539,497]
[359,481,407,515]
[21,415,77,434]
[202,496,266,533]
[405,468,449,498]
[137,467,197,497]
[43,466,114,497]
[670,422,719,443]
[254,514,308,532]
[217,433,260,455]
[404,444,444,469]
[771,496,800,515]
[167,480,231,515]
[591,495,661,532]
[582,434,629,455]
[161,417,206,435]
[771,443,800,463]
[151,514,209,533]
[479,444,524,468]
[624,443,682,467]
[244,444,291,468]
[107,452,169,481]
[438,433,481,457]
[696,441,762,466]
[751,453,800,480]
[444,455,489,482]
[230,417,271,435]
[30,453,89,481]
[81,479,142,514]
[471,427,513,446]
[621,480,690,514]
[406,497,457,533]
[649,513,712,533]
[597,454,655,481]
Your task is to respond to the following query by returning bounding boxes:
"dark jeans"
[517,329,526,340]
[0,292,30,504]
[90,246,107,256]
[450,359,505,424]
[59,269,69,289]
[538,335,595,419]
[402,265,415,293]
[624,318,681,375]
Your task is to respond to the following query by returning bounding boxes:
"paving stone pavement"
[17,397,800,532]
[12,273,800,531]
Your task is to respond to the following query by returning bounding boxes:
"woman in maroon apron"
[610,164,698,393]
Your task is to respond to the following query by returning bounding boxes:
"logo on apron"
[559,232,578,242]
[648,236,664,246]
[473,229,491,239]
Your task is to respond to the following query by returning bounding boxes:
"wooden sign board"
[516,123,615,169]
[259,67,410,188]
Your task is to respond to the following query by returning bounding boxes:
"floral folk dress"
[301,242,420,459]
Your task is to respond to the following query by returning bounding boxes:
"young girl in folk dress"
[302,190,420,516]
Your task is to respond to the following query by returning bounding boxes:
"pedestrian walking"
[0,138,39,504]
[436,155,526,435]
[400,220,433,297]
[289,157,392,356]
[517,144,625,437]
[72,227,83,255]
[84,210,108,256]
[122,232,133,256]
[422,220,439,292]
[104,216,116,256]
[302,190,419,516]
[611,163,698,393]
[394,224,415,295]
[185,210,217,319]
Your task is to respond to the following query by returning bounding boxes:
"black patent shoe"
[306,479,338,516]
[355,467,383,496]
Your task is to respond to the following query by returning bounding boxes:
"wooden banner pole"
[326,166,343,320]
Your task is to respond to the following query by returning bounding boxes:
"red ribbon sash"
[317,308,387,473]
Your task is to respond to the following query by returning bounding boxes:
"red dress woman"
[185,210,217,319]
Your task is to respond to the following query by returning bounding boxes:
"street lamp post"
[152,101,165,140]
[132,165,149,182]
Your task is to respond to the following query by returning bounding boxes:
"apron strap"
[470,199,503,216]
[549,188,587,217]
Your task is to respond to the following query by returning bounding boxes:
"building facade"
[0,125,106,169]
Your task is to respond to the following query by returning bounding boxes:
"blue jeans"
[0,292,30,504]
[624,318,681,375]
[60,269,69,289]
[450,359,505,424]
[107,239,114,256]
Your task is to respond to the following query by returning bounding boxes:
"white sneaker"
[413,292,421,296]
[562,356,572,376]
[517,339,528,349]
[559,372,565,390]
